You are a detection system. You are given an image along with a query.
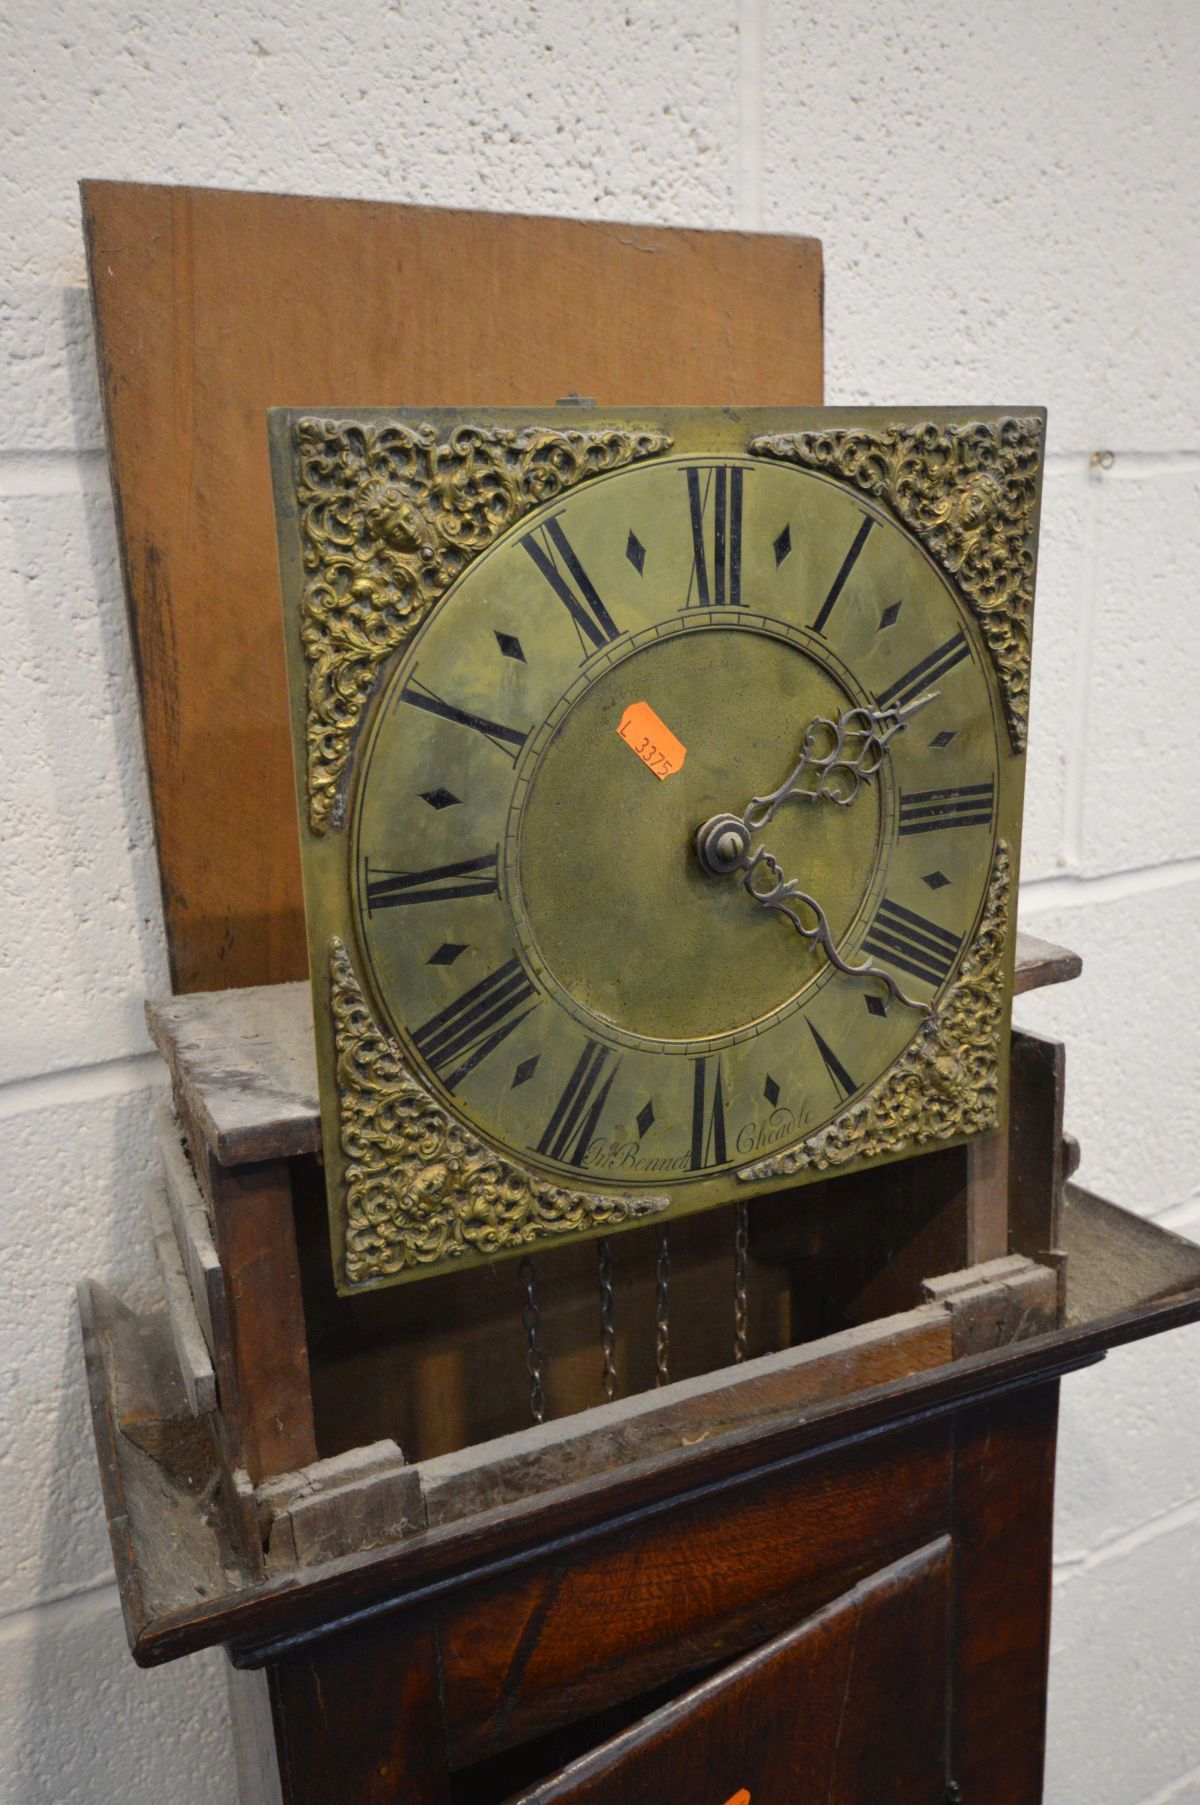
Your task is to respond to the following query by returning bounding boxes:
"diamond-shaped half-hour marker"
[865,994,888,1017]
[626,530,646,576]
[773,524,792,567]
[922,870,951,891]
[420,787,461,810]
[428,942,468,966]
[929,729,956,749]
[636,1100,655,1138]
[512,1055,539,1088]
[763,1075,780,1107]
[495,631,525,661]
[879,601,902,629]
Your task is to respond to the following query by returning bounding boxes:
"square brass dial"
[270,405,1044,1293]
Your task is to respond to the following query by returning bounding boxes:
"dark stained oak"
[435,1421,952,1765]
[952,1386,1059,1804]
[268,1617,452,1805]
[1009,1029,1068,1267]
[507,1540,953,1804]
[1012,930,1083,995]
[187,1147,316,1486]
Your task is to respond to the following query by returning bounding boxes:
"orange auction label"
[617,700,686,780]
[723,1792,751,1805]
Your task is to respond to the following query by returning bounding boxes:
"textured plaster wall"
[0,2,1196,1800]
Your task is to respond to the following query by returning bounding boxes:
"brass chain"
[597,1238,617,1403]
[519,1256,546,1425]
[734,1201,750,1364]
[655,1228,671,1387]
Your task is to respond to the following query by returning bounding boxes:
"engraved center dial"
[512,621,882,1042]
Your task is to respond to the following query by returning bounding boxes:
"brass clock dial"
[273,408,1042,1289]
[352,452,999,1182]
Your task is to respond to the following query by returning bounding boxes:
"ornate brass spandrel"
[330,937,667,1287]
[737,839,1011,1184]
[748,419,1042,752]
[296,419,673,832]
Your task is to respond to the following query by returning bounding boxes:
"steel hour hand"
[692,691,937,1015]
[691,816,930,1014]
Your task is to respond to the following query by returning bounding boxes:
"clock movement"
[270,405,1043,1293]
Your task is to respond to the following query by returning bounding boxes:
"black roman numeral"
[412,956,537,1089]
[877,630,971,708]
[400,673,528,761]
[899,783,995,836]
[689,1055,728,1169]
[535,1040,620,1166]
[862,896,963,988]
[364,852,498,914]
[521,517,622,655]
[812,515,875,633]
[808,1022,857,1101]
[684,465,744,607]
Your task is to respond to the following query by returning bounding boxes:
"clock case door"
[270,405,1044,1296]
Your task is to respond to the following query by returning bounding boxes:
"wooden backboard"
[83,181,823,992]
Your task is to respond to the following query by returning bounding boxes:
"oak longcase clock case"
[270,406,1044,1295]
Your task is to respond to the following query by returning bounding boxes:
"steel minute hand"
[743,690,936,829]
[693,691,937,1016]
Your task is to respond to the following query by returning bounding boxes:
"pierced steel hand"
[694,693,937,1015]
[743,691,936,829]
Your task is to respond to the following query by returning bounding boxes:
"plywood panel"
[83,181,823,992]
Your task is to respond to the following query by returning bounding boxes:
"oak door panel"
[268,1616,451,1805]
[437,1421,952,1765]
[507,1539,952,1804]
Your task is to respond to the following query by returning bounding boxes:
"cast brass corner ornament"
[329,937,667,1286]
[748,420,1041,752]
[295,419,674,832]
[737,839,1011,1184]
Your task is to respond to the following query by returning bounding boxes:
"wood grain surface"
[951,1384,1059,1803]
[83,180,823,993]
[507,1540,952,1804]
[434,1420,952,1764]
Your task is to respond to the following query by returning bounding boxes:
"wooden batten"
[921,1255,1059,1357]
[154,1106,225,1357]
[144,1177,217,1418]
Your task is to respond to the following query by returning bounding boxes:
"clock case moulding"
[269,404,1044,1296]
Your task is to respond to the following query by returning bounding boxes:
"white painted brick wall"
[0,3,1195,1800]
